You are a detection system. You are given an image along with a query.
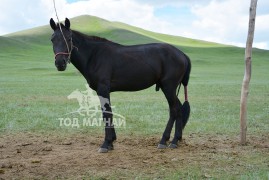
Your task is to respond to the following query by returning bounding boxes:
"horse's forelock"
[56,23,67,29]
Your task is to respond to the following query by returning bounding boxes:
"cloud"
[183,0,268,49]
[190,0,248,43]
[44,0,173,38]
[0,0,54,35]
[134,0,213,7]
[0,0,268,49]
[133,0,269,50]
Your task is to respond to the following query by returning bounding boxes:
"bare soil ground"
[0,132,268,179]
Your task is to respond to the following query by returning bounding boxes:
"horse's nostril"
[55,61,67,71]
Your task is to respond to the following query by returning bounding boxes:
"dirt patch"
[0,132,268,179]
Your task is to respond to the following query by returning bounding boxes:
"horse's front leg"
[96,83,116,153]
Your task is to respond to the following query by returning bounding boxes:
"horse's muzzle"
[55,59,67,71]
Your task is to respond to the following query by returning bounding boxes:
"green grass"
[0,15,268,179]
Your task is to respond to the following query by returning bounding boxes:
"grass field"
[0,15,268,179]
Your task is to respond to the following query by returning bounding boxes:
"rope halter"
[54,24,75,64]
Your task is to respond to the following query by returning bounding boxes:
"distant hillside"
[1,15,268,63]
[3,15,226,48]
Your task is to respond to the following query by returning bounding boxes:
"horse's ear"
[50,18,57,31]
[65,18,70,30]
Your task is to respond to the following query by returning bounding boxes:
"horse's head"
[50,18,72,71]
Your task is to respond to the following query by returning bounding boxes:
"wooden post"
[240,0,258,145]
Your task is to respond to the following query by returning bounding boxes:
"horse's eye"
[51,34,55,42]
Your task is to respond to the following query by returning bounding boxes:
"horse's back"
[117,43,187,81]
[97,43,188,91]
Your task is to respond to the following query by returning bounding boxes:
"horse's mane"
[55,23,113,43]
[72,30,113,43]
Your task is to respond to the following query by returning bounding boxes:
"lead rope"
[53,0,71,63]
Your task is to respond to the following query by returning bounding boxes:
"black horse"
[50,18,191,153]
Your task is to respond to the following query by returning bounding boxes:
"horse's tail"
[180,54,191,129]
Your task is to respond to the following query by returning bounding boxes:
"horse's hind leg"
[169,98,183,148]
[157,81,178,149]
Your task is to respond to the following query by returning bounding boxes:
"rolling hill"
[1,14,268,107]
[2,15,268,87]
[1,15,268,64]
[4,15,226,47]
[0,14,268,87]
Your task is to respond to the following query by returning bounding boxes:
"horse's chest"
[87,79,97,91]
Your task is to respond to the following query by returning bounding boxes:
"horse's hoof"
[168,143,177,149]
[98,148,109,153]
[108,145,114,150]
[157,144,167,149]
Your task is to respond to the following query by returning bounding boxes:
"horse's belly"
[110,72,157,92]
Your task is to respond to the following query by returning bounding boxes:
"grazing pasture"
[0,15,268,179]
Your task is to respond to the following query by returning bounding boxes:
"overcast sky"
[1,0,268,49]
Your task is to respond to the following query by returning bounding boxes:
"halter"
[54,52,72,64]
[54,35,77,64]
[54,24,78,64]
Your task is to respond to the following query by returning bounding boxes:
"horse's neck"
[70,32,92,77]
[70,31,118,80]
